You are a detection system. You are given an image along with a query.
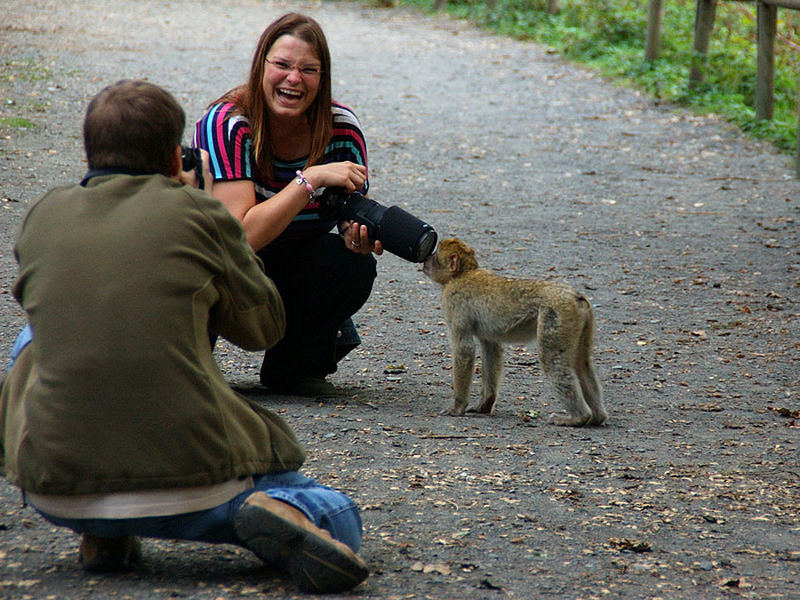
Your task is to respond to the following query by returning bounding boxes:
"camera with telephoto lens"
[181,146,204,190]
[318,187,438,263]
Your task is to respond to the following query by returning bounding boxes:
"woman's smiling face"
[262,34,322,121]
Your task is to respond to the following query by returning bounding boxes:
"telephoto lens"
[318,188,437,263]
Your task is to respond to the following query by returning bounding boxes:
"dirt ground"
[1,1,798,599]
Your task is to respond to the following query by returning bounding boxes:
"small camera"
[318,188,437,263]
[181,146,204,190]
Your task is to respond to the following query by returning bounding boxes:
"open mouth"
[278,88,303,101]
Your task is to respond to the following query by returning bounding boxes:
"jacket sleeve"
[194,191,286,350]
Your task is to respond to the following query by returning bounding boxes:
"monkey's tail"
[576,295,595,366]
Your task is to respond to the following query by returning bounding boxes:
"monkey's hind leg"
[578,355,607,425]
[540,347,593,427]
[444,338,476,416]
[576,309,607,426]
[468,340,503,414]
[538,307,593,426]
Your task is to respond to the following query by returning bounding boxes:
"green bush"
[401,0,799,153]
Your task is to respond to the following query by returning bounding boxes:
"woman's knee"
[350,253,377,295]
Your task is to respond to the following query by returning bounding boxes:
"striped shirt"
[194,101,368,241]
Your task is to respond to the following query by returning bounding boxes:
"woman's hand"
[341,221,383,256]
[209,159,369,253]
[308,161,379,254]
[304,161,367,193]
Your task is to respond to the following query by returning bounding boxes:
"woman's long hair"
[213,13,332,177]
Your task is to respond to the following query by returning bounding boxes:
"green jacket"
[0,174,305,495]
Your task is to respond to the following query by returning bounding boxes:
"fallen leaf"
[771,407,800,419]
[423,562,451,575]
[479,578,504,590]
[608,537,651,553]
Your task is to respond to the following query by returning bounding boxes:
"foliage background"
[400,0,800,153]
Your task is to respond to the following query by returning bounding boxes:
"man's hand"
[179,149,213,195]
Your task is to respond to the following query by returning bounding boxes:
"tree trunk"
[755,1,777,120]
[645,0,665,61]
[689,0,717,87]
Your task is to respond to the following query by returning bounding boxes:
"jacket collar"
[80,168,148,187]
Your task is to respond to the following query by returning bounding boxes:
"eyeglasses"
[265,58,323,77]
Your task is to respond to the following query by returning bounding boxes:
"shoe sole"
[234,503,368,593]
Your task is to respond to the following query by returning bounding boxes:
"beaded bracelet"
[295,170,315,201]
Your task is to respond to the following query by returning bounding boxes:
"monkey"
[422,238,607,426]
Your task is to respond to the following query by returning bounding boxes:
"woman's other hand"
[341,221,383,256]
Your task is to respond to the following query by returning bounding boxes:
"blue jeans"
[32,471,363,552]
[8,323,32,369]
[9,327,362,552]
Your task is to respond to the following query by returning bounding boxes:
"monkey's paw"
[547,412,592,427]
[440,405,466,417]
[466,406,493,415]
[588,413,608,426]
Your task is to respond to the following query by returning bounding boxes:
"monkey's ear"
[448,253,460,273]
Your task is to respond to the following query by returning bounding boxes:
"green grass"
[398,0,799,153]
[0,57,52,83]
[0,116,36,129]
[0,58,52,134]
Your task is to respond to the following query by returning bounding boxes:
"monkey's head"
[423,237,479,285]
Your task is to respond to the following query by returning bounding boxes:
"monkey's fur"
[423,238,607,426]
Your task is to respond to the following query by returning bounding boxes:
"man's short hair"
[83,79,185,175]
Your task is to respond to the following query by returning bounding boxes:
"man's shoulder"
[85,175,226,225]
[21,183,87,224]
[174,184,245,230]
[33,182,83,204]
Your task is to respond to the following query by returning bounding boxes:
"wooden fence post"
[645,0,665,61]
[432,0,447,11]
[689,0,718,87]
[756,1,777,120]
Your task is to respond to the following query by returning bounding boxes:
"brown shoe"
[78,534,141,573]
[234,493,368,593]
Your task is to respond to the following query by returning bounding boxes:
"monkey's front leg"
[469,340,503,414]
[444,338,475,416]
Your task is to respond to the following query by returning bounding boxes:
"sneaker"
[261,375,336,397]
[234,493,369,593]
[78,534,141,573]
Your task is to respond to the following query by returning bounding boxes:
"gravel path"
[1,1,798,599]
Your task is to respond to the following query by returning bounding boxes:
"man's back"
[6,173,301,496]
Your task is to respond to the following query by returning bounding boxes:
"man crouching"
[0,79,367,594]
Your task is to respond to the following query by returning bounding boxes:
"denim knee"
[250,472,363,552]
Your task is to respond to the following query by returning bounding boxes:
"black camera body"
[181,146,204,190]
[318,188,437,263]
